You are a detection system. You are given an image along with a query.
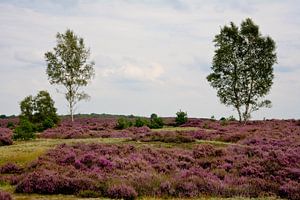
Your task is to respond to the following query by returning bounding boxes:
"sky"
[0,0,299,119]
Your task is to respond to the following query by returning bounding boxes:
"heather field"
[1,117,300,200]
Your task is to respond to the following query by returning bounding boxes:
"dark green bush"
[42,117,55,130]
[134,118,148,127]
[149,113,164,129]
[175,110,188,126]
[220,117,226,121]
[6,122,15,129]
[227,115,236,121]
[13,118,36,140]
[116,118,132,130]
[20,90,59,132]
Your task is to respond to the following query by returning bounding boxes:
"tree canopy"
[207,18,277,122]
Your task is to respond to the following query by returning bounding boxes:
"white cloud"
[100,62,164,82]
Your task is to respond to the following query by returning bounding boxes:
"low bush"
[149,113,164,129]
[175,110,188,126]
[279,180,300,200]
[116,118,132,129]
[6,122,15,129]
[107,184,137,200]
[16,170,95,194]
[13,118,36,140]
[0,163,22,174]
[134,117,148,128]
[0,190,12,200]
[0,128,13,146]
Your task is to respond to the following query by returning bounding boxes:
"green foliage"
[6,122,15,129]
[227,115,236,121]
[220,118,228,126]
[207,18,277,122]
[45,29,95,121]
[175,110,188,126]
[20,91,59,131]
[220,117,226,121]
[42,117,56,130]
[13,118,36,140]
[220,116,236,126]
[33,91,59,124]
[0,115,6,119]
[134,117,148,127]
[77,190,101,198]
[149,113,164,129]
[116,118,133,130]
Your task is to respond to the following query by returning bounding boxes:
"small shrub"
[0,128,13,146]
[116,118,132,130]
[149,113,164,129]
[6,122,14,129]
[220,117,228,126]
[227,115,236,121]
[107,184,137,200]
[203,123,209,129]
[279,180,300,200]
[175,110,188,126]
[16,170,95,194]
[0,163,22,174]
[0,190,12,200]
[13,118,36,140]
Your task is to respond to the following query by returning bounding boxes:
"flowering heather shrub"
[0,190,12,200]
[16,169,96,194]
[0,118,19,128]
[107,184,137,200]
[40,117,150,139]
[0,128,13,146]
[12,119,300,199]
[0,163,22,174]
[279,180,300,200]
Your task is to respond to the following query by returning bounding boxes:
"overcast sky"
[0,0,299,119]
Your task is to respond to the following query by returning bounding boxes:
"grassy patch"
[196,139,244,147]
[0,138,126,166]
[151,126,200,132]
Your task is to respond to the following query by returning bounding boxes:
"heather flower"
[0,128,13,146]
[107,184,137,200]
[0,163,22,174]
[0,190,12,200]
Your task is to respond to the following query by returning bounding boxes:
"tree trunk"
[70,101,74,122]
[236,106,242,122]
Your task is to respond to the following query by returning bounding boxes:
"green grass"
[196,139,245,147]
[0,138,125,166]
[151,126,200,132]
